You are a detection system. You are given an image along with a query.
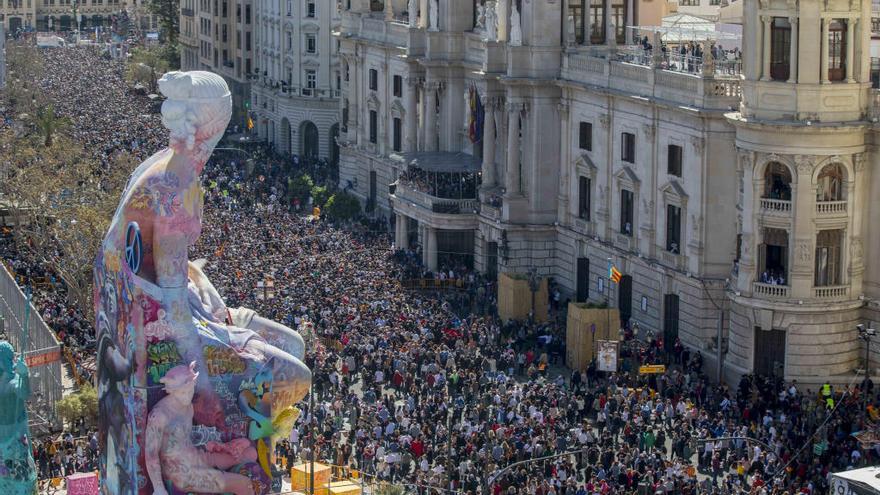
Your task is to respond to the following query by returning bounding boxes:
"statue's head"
[0,342,14,374]
[158,71,232,163]
[159,361,199,403]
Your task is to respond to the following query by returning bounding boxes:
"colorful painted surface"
[0,341,37,495]
[95,71,311,495]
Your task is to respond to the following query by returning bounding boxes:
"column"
[349,58,360,143]
[605,0,614,45]
[505,102,520,195]
[425,227,438,272]
[481,98,497,189]
[761,15,771,81]
[395,214,407,249]
[419,0,428,28]
[497,0,509,42]
[405,78,419,152]
[425,82,438,151]
[625,0,633,45]
[787,18,798,83]
[384,0,394,21]
[821,18,830,84]
[557,101,571,225]
[846,18,855,83]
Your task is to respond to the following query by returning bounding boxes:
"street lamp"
[526,267,539,324]
[858,323,876,425]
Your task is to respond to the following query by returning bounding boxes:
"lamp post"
[858,324,876,425]
[526,267,539,324]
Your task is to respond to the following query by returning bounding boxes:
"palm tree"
[34,105,71,147]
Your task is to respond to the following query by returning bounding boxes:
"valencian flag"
[608,261,623,284]
[467,84,485,143]
[246,116,254,130]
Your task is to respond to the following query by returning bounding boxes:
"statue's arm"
[101,334,133,381]
[14,359,29,399]
[145,408,168,495]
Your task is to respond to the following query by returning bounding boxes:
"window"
[828,20,846,81]
[369,110,378,144]
[873,17,880,34]
[245,4,251,23]
[814,230,843,286]
[246,31,251,51]
[305,69,316,90]
[667,145,682,177]
[369,68,378,90]
[342,101,349,133]
[306,33,316,53]
[678,0,698,5]
[221,0,226,16]
[611,0,627,44]
[222,24,227,42]
[770,17,791,81]
[569,0,587,44]
[589,0,605,44]
[578,122,592,151]
[578,176,591,221]
[666,205,681,253]
[306,0,316,17]
[286,32,292,50]
[620,189,634,235]
[286,0,291,15]
[621,132,635,163]
[816,164,845,202]
[393,75,403,97]
[393,117,402,151]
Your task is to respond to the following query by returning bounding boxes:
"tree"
[375,485,405,495]
[324,192,362,222]
[147,0,180,45]
[55,384,98,428]
[288,173,314,205]
[310,185,331,207]
[126,46,172,93]
[0,130,138,319]
[33,105,71,147]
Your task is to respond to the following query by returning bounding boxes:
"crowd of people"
[2,39,879,495]
[398,168,480,200]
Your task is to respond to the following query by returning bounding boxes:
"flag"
[609,262,622,284]
[467,85,484,144]
[246,116,254,130]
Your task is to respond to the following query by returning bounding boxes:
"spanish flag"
[247,116,254,130]
[609,262,622,284]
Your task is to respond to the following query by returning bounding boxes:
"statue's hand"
[14,359,27,376]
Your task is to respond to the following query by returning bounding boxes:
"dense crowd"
[4,43,879,495]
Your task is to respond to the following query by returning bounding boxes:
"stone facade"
[247,0,341,161]
[337,0,880,385]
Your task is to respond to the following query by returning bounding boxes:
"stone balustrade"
[760,198,792,214]
[562,52,743,111]
[816,200,847,215]
[355,16,423,55]
[813,285,849,299]
[753,282,790,298]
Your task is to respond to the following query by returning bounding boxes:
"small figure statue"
[146,363,258,495]
[407,0,418,27]
[484,1,497,41]
[475,4,486,30]
[566,15,576,46]
[0,342,36,495]
[429,0,439,31]
[509,2,522,46]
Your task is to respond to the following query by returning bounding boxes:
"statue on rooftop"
[484,1,497,41]
[95,70,311,495]
[509,2,522,46]
[0,342,37,495]
[429,0,439,31]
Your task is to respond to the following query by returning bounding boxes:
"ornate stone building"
[336,0,880,384]
[247,0,341,161]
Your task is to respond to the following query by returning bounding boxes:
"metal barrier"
[0,262,63,430]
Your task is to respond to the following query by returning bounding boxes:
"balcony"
[816,200,847,216]
[395,182,478,215]
[753,282,790,299]
[561,51,742,111]
[813,285,849,299]
[353,16,424,55]
[760,198,792,215]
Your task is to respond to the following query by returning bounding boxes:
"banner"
[596,340,618,372]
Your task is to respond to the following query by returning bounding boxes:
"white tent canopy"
[630,19,741,44]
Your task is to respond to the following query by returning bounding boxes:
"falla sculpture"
[0,342,37,495]
[94,71,311,495]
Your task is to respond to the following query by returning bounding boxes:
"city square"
[0,0,878,494]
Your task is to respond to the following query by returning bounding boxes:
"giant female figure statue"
[95,71,311,495]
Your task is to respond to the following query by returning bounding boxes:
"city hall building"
[335,0,880,384]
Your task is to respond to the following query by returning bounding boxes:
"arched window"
[763,162,792,201]
[816,164,845,202]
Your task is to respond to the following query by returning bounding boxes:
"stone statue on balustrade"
[95,70,311,495]
[407,0,418,27]
[475,4,486,30]
[429,0,439,31]
[0,342,37,495]
[509,2,522,46]
[484,1,497,41]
